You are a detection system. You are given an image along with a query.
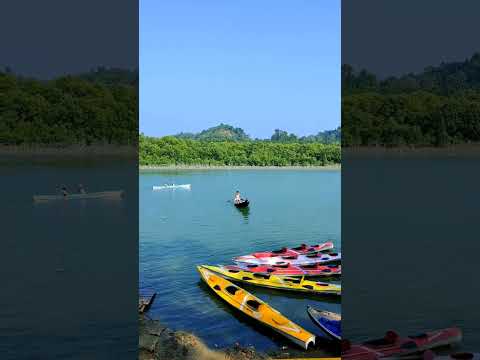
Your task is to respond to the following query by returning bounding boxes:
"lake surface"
[0,159,138,360]
[342,154,480,353]
[139,169,341,352]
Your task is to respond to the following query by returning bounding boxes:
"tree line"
[342,53,480,146]
[140,134,340,166]
[174,123,340,144]
[0,68,138,146]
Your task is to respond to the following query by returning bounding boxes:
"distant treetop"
[173,124,340,143]
[175,123,250,141]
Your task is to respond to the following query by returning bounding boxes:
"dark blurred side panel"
[342,0,480,355]
[0,1,138,359]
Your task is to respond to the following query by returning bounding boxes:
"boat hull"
[307,306,341,340]
[203,265,341,295]
[197,266,315,349]
[234,199,249,208]
[152,184,191,190]
[33,190,124,202]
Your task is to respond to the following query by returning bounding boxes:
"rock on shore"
[139,316,270,360]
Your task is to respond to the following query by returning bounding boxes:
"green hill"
[175,124,250,141]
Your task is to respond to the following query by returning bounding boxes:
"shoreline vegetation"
[140,164,341,170]
[139,132,340,167]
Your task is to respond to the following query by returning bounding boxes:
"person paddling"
[234,191,242,204]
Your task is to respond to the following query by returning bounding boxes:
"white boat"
[33,190,124,202]
[152,184,191,190]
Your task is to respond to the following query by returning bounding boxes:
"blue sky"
[140,0,340,139]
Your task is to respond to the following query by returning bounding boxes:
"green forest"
[140,133,340,166]
[0,67,138,146]
[342,53,480,146]
[175,123,340,144]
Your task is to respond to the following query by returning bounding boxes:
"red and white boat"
[227,263,341,277]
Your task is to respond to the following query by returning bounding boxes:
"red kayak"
[342,328,462,360]
[234,242,334,260]
[227,263,341,277]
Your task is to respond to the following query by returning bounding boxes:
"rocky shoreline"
[139,316,269,360]
[139,316,340,360]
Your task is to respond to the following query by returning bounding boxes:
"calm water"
[139,169,341,351]
[0,159,138,360]
[343,155,480,352]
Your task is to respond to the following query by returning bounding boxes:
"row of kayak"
[197,241,342,350]
[233,242,342,267]
[198,266,463,358]
[233,241,341,267]
[201,265,341,295]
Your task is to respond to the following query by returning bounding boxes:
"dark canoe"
[234,199,249,208]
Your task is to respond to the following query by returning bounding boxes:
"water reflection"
[236,206,250,221]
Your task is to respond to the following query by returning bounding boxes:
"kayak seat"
[282,255,298,260]
[266,268,275,273]
[330,253,338,256]
[306,254,319,258]
[213,285,221,291]
[273,263,289,268]
[323,269,332,273]
[225,286,240,295]
[246,299,262,310]
[302,285,314,290]
[272,248,287,254]
[242,277,253,281]
[246,265,257,268]
[228,270,240,273]
[285,278,300,284]
[301,264,317,269]
[253,274,270,279]
[316,283,329,286]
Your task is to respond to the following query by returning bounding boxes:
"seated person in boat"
[234,191,242,203]
[60,186,68,197]
[78,184,86,194]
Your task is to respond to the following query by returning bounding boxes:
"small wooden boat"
[33,190,124,202]
[138,292,157,314]
[152,184,191,190]
[234,199,249,208]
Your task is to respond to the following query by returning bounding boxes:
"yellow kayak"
[201,265,341,296]
[197,266,316,349]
